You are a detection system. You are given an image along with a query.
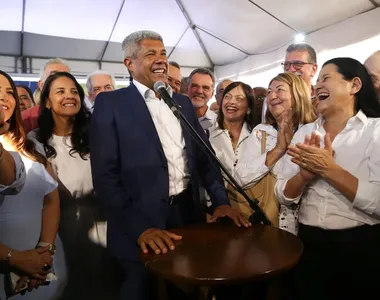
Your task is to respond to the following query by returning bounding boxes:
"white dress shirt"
[84,96,94,113]
[234,124,281,188]
[275,110,380,229]
[199,107,217,131]
[209,121,251,178]
[134,80,189,196]
[234,123,300,235]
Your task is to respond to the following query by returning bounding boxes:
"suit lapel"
[128,83,166,165]
[172,95,194,170]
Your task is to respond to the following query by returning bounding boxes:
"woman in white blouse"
[275,57,380,300]
[209,81,257,175]
[235,73,315,233]
[32,72,122,299]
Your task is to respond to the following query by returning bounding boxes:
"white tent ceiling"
[0,0,380,79]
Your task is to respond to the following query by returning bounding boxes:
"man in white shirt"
[187,68,217,130]
[90,30,248,300]
[85,70,116,113]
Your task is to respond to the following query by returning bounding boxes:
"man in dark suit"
[90,30,249,300]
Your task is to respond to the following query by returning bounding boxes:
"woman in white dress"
[235,73,316,234]
[0,70,66,299]
[32,72,122,299]
[275,58,380,300]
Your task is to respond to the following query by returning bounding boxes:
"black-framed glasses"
[281,61,314,71]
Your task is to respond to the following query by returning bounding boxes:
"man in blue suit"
[90,30,249,300]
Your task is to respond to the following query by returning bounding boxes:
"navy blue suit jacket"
[90,83,229,261]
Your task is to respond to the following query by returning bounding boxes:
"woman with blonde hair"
[235,72,316,233]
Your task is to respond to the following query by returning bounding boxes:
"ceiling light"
[295,33,305,43]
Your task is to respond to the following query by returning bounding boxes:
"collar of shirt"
[199,107,216,121]
[315,109,368,131]
[210,121,251,145]
[133,80,173,101]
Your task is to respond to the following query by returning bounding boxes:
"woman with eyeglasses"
[235,72,316,234]
[275,57,380,300]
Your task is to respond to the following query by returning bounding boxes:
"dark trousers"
[295,223,380,300]
[119,190,201,300]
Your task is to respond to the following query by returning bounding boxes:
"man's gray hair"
[122,30,163,59]
[86,70,116,93]
[286,43,317,64]
[39,58,70,80]
[188,68,215,86]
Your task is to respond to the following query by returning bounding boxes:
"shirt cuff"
[0,152,26,195]
[275,178,302,205]
[353,180,380,216]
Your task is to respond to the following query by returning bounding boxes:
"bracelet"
[37,242,56,255]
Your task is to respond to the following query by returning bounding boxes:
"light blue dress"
[0,154,67,300]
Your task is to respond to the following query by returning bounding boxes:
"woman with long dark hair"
[32,72,122,299]
[275,57,380,299]
[0,70,65,299]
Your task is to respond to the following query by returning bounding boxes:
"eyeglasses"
[281,61,314,71]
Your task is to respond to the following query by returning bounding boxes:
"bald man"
[364,51,380,102]
[215,79,232,106]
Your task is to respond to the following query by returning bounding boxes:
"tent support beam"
[168,25,189,59]
[195,26,251,55]
[20,0,27,73]
[247,0,298,33]
[99,0,126,63]
[369,0,380,7]
[174,0,213,67]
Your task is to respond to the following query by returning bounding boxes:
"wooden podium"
[141,221,303,299]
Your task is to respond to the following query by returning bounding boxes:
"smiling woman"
[275,58,380,299]
[29,72,123,299]
[235,73,316,234]
[0,70,66,300]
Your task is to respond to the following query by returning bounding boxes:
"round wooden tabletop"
[141,221,303,286]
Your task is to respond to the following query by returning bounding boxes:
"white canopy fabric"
[0,0,379,80]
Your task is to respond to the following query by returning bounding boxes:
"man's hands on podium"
[208,205,251,227]
[138,206,250,255]
[138,229,182,255]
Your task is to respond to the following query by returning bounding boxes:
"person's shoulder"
[22,105,40,119]
[253,123,274,132]
[98,87,130,99]
[173,92,190,104]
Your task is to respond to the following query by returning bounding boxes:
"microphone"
[153,81,180,118]
[153,81,271,226]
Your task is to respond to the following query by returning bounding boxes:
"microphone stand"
[158,89,271,226]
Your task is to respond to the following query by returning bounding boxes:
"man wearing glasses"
[282,43,318,108]
[262,43,318,121]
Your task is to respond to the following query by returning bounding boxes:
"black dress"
[57,187,123,300]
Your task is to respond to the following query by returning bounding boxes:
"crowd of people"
[0,28,380,300]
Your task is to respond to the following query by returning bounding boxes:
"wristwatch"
[37,242,56,255]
